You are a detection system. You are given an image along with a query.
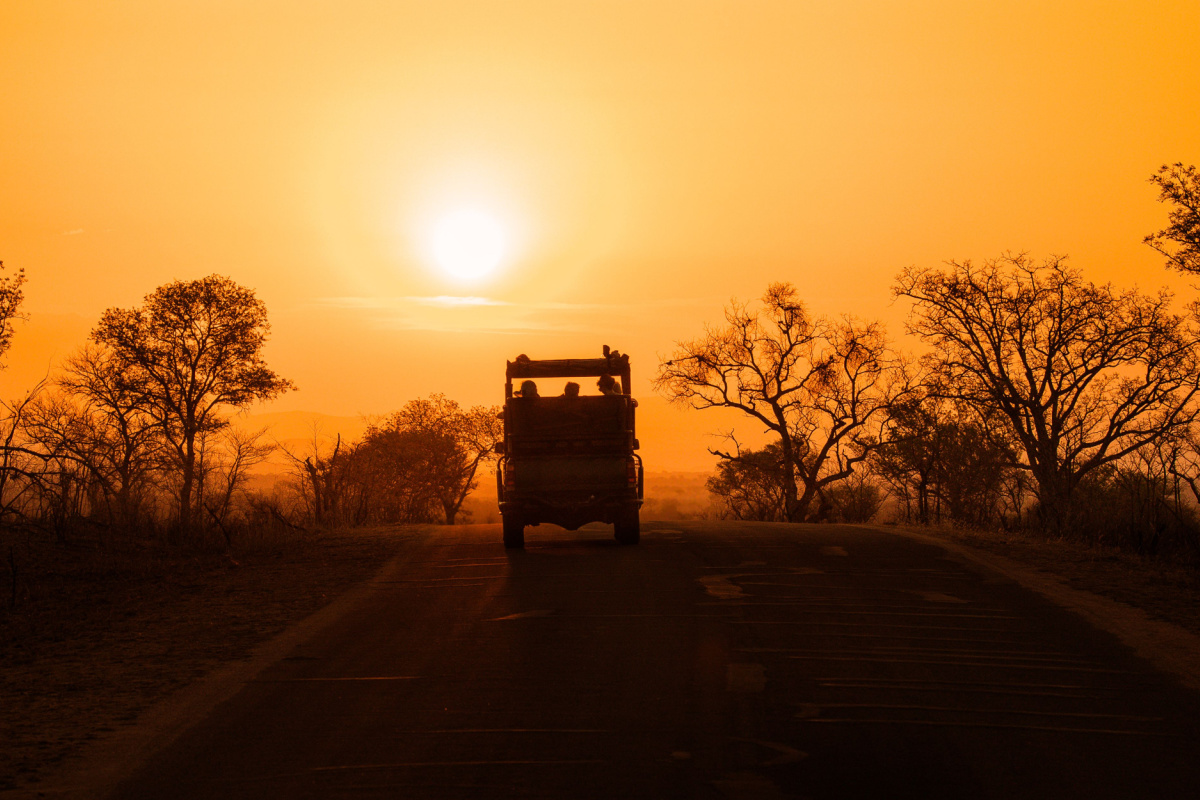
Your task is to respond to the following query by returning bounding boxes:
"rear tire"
[502,515,525,549]
[614,509,640,545]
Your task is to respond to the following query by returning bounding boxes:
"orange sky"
[3,1,1199,471]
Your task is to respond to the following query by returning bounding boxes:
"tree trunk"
[179,436,196,538]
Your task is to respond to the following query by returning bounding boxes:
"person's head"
[519,379,539,398]
[597,374,617,393]
[563,381,580,397]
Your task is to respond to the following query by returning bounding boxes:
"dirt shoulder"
[881,523,1200,692]
[0,526,418,794]
[891,524,1200,637]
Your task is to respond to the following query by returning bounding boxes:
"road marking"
[381,583,491,588]
[390,728,609,734]
[815,682,1112,699]
[796,719,1174,736]
[786,655,1124,672]
[815,677,1105,690]
[489,610,555,620]
[729,738,807,765]
[699,575,748,600]
[793,703,1162,722]
[235,759,608,780]
[734,621,1026,632]
[913,591,969,603]
[726,663,766,692]
[820,546,848,556]
[744,646,1087,661]
[712,771,791,799]
[737,610,1020,619]
[250,681,420,686]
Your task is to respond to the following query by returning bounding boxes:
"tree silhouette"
[873,397,1015,526]
[656,283,912,522]
[0,261,26,366]
[91,275,293,535]
[705,441,789,521]
[895,254,1200,532]
[372,394,502,524]
[1145,162,1200,275]
[27,344,162,529]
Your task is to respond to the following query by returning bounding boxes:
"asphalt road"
[111,522,1200,799]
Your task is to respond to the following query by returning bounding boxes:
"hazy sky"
[3,1,1199,468]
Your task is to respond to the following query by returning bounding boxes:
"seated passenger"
[562,381,581,398]
[597,374,621,395]
[517,379,539,398]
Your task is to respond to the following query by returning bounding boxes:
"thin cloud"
[314,294,721,335]
[62,229,84,236]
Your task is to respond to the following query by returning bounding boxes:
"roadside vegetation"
[662,162,1200,565]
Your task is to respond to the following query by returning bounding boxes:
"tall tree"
[895,253,1200,531]
[656,283,912,522]
[1145,162,1200,275]
[92,275,293,533]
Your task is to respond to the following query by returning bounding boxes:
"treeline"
[662,163,1200,559]
[284,396,500,529]
[0,271,499,547]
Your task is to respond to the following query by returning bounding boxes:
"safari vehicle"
[496,346,644,548]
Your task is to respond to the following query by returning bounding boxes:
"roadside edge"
[868,524,1200,694]
[5,534,423,800]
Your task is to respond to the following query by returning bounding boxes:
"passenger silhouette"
[518,379,539,398]
[563,381,580,398]
[597,375,621,395]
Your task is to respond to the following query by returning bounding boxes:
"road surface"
[110,522,1200,799]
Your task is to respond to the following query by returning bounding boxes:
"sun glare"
[430,208,508,281]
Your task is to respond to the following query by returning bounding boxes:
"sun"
[429,208,508,281]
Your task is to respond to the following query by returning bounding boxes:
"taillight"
[627,458,638,489]
[504,463,516,492]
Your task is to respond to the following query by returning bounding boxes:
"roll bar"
[505,345,632,398]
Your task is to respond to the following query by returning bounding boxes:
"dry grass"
[0,525,414,792]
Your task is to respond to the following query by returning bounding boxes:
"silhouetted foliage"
[26,344,163,531]
[283,396,501,527]
[1146,162,1200,275]
[706,441,789,521]
[0,261,26,366]
[896,254,1200,535]
[822,472,885,523]
[376,395,502,524]
[91,275,293,536]
[873,398,1016,527]
[657,283,913,522]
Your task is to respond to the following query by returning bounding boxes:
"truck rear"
[496,348,644,548]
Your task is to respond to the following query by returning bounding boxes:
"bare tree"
[0,383,52,524]
[280,428,359,527]
[91,275,293,535]
[1145,162,1200,275]
[26,344,163,529]
[656,283,912,522]
[197,424,275,544]
[895,253,1200,532]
